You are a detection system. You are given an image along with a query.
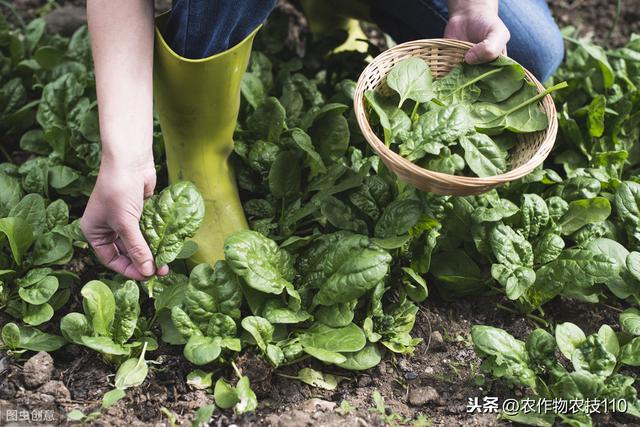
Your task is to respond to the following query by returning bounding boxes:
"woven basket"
[353,39,558,196]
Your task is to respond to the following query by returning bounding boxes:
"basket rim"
[353,38,558,188]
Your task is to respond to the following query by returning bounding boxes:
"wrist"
[100,145,155,172]
[448,0,499,17]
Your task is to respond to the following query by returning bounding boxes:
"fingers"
[465,25,511,64]
[92,239,148,281]
[113,220,156,277]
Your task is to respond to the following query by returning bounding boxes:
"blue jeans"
[163,0,563,82]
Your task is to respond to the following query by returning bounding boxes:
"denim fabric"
[163,0,276,59]
[371,0,565,82]
[163,0,564,81]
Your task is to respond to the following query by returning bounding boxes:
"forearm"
[447,0,499,15]
[87,0,154,167]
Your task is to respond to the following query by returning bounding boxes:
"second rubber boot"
[300,0,371,53]
[153,14,256,265]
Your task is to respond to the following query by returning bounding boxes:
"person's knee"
[510,22,565,82]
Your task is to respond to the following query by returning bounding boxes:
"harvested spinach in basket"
[365,57,567,177]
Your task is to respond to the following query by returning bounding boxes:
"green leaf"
[597,325,619,357]
[23,303,54,326]
[235,376,257,414]
[0,172,23,217]
[140,181,205,266]
[60,312,91,345]
[184,335,221,365]
[102,389,126,409]
[558,197,611,235]
[620,337,640,366]
[620,308,640,336]
[268,150,301,198]
[555,322,587,359]
[9,193,46,235]
[81,280,116,337]
[170,306,201,339]
[247,96,286,142]
[386,58,434,107]
[80,336,129,355]
[490,223,534,267]
[309,109,350,162]
[433,65,481,104]
[186,261,242,322]
[401,104,474,162]
[111,280,140,344]
[0,217,34,265]
[287,367,340,390]
[193,405,215,427]
[587,95,606,137]
[2,322,66,352]
[460,132,507,177]
[187,370,213,390]
[214,378,239,409]
[336,343,382,370]
[314,300,356,327]
[571,335,616,376]
[241,316,273,351]
[401,267,428,303]
[18,275,58,305]
[31,232,73,266]
[375,199,422,238]
[300,323,366,354]
[2,322,21,350]
[462,56,525,102]
[300,234,391,306]
[525,329,556,362]
[225,230,295,296]
[430,250,485,297]
[46,199,70,230]
[289,128,326,176]
[205,313,237,338]
[532,233,564,265]
[114,351,149,389]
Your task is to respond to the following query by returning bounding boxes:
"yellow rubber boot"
[300,0,371,53]
[153,14,257,264]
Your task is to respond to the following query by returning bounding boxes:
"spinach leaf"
[386,58,434,108]
[225,230,295,296]
[459,132,507,177]
[140,181,205,266]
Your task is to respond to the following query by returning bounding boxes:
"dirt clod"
[408,386,441,407]
[23,351,54,389]
[37,380,71,401]
[300,398,336,412]
[429,330,445,350]
[357,375,372,387]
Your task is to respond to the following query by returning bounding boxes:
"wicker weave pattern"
[353,39,558,196]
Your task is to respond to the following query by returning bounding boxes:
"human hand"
[445,1,510,64]
[81,156,169,280]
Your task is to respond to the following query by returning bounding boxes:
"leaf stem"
[444,68,502,100]
[231,360,242,378]
[605,0,623,45]
[410,100,420,123]
[0,143,12,162]
[602,303,623,313]
[500,81,569,118]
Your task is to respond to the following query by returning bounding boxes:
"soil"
[1,1,639,426]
